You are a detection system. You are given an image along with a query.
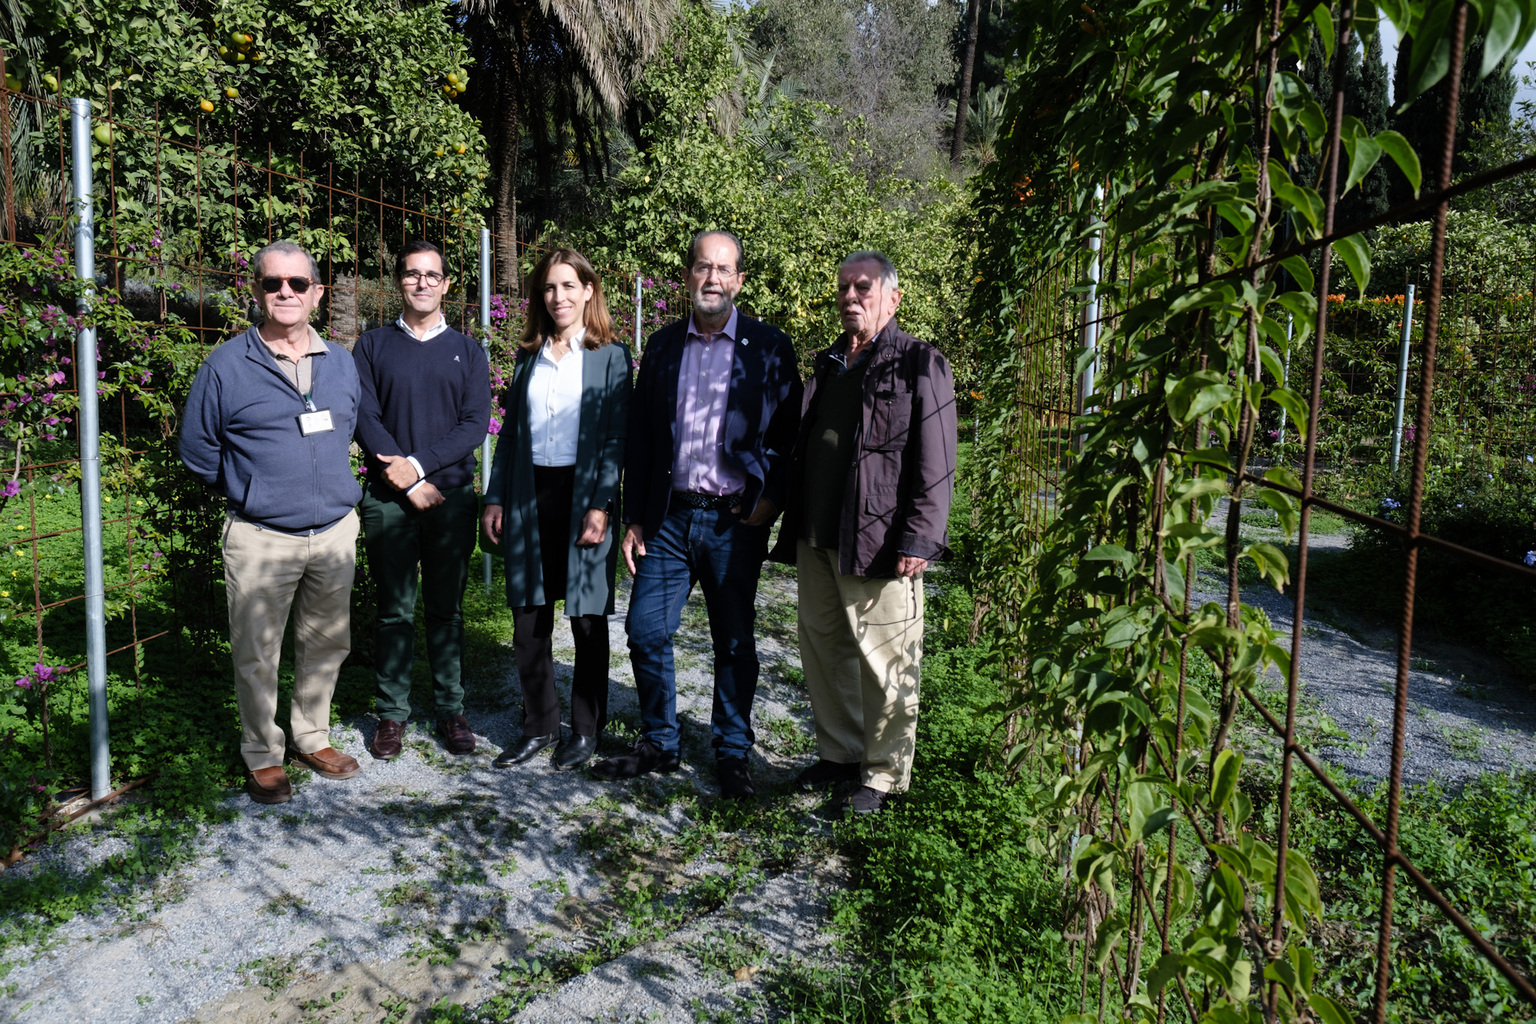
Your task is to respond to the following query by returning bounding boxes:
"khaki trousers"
[795,540,923,793]
[223,511,359,770]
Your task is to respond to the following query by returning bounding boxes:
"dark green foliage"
[1250,766,1536,1022]
[1391,34,1517,201]
[771,644,1075,1023]
[1314,451,1536,674]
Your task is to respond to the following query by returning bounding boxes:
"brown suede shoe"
[287,746,361,780]
[437,714,476,755]
[371,719,405,761]
[246,766,293,804]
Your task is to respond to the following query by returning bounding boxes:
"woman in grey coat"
[482,248,630,769]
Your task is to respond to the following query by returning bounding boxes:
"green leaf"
[1211,747,1242,813]
[1258,344,1284,384]
[1481,0,1522,77]
[1310,4,1336,63]
[1188,383,1238,421]
[1308,993,1357,1024]
[1083,544,1134,569]
[1333,233,1370,297]
[1375,130,1422,196]
[1147,952,1188,997]
[1279,255,1314,293]
[1343,132,1382,195]
[1267,387,1309,440]
[1264,464,1303,491]
[1405,0,1455,102]
[1256,486,1299,536]
[1244,540,1291,587]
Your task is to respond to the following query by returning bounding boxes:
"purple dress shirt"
[671,307,747,497]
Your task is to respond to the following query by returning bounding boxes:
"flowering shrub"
[0,239,206,849]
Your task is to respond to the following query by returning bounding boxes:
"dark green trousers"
[359,481,478,722]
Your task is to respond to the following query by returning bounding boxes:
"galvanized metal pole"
[1390,284,1417,473]
[1277,314,1294,448]
[1075,184,1104,452]
[480,227,493,593]
[633,272,642,354]
[70,98,110,801]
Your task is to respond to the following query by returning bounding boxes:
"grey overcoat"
[485,340,631,617]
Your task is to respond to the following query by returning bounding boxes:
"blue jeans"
[625,506,768,760]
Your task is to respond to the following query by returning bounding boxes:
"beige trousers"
[795,540,924,793]
[223,511,359,770]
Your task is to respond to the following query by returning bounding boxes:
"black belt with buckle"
[671,490,739,511]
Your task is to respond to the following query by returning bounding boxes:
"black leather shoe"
[552,733,598,770]
[493,733,555,767]
[717,756,755,800]
[796,758,860,791]
[589,740,680,780]
[847,785,890,814]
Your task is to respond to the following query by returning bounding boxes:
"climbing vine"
[970,0,1529,1020]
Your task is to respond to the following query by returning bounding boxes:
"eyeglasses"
[260,276,314,294]
[401,270,446,286]
[690,262,738,280]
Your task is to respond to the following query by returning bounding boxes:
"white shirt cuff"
[405,456,425,484]
[405,480,425,496]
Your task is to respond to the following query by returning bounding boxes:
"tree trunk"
[493,61,522,298]
[950,0,982,169]
[327,272,359,349]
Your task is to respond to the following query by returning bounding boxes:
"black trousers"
[513,465,609,737]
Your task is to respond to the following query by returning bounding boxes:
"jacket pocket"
[865,387,912,450]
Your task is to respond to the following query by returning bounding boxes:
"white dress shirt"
[527,332,585,468]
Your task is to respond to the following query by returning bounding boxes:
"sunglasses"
[260,276,314,294]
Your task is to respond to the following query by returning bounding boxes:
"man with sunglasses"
[352,240,491,760]
[181,240,365,805]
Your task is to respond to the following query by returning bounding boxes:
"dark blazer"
[624,312,802,540]
[770,319,956,577]
[485,340,630,618]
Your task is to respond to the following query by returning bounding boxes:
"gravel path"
[1208,501,1536,786]
[1,566,844,1024]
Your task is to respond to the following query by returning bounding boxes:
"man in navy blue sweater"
[353,240,492,760]
[181,240,365,805]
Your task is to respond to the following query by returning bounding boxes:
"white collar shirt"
[397,313,449,342]
[527,331,585,467]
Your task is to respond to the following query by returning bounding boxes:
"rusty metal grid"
[999,4,1536,1019]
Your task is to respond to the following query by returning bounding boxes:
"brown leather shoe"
[246,766,293,804]
[371,719,405,761]
[437,714,476,755]
[287,746,361,780]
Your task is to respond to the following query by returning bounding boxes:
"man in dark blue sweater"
[353,240,493,760]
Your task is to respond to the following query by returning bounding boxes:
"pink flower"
[1,479,19,498]
[14,677,30,689]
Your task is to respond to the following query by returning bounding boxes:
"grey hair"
[251,240,322,284]
[687,229,745,273]
[840,250,898,289]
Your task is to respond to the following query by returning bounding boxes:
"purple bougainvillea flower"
[14,677,29,690]
[1,480,19,498]
[33,664,55,682]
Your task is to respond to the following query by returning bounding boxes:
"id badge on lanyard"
[298,392,334,435]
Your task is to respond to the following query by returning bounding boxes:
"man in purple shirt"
[590,230,801,799]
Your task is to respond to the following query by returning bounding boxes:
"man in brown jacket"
[770,250,957,813]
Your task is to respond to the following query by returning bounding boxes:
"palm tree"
[463,0,678,296]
